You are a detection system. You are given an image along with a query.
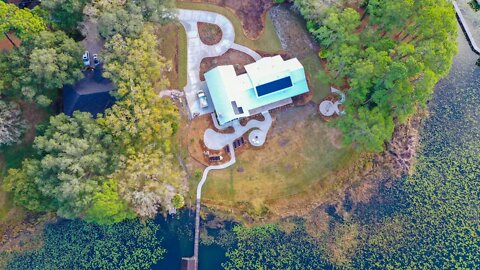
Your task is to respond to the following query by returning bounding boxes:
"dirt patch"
[269,5,320,59]
[198,22,222,45]
[0,212,55,253]
[0,33,21,52]
[187,114,232,166]
[81,20,104,55]
[178,0,274,39]
[271,102,317,132]
[199,49,255,80]
[18,101,47,143]
[156,23,183,89]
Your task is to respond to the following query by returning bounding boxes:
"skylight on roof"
[255,76,293,97]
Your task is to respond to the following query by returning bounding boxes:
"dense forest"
[1,0,184,225]
[295,0,457,152]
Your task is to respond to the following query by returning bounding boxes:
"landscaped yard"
[176,2,283,52]
[201,104,356,217]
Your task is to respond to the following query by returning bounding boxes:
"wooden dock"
[193,198,201,270]
[181,257,196,270]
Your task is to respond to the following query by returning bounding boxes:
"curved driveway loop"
[177,9,262,118]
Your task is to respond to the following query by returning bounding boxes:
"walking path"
[176,9,273,270]
[204,112,273,150]
[193,142,236,266]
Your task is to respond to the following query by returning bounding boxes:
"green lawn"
[300,54,331,103]
[202,112,355,211]
[176,2,283,52]
[177,24,188,89]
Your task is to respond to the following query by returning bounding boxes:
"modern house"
[63,65,116,117]
[204,55,309,125]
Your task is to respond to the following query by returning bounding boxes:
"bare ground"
[268,5,320,59]
[199,49,255,80]
[177,0,274,39]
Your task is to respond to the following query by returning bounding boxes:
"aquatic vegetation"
[353,35,480,268]
[5,219,165,270]
[223,223,331,269]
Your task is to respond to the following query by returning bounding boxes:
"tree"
[0,30,83,105]
[296,0,457,152]
[3,159,54,212]
[0,100,26,146]
[115,150,185,218]
[137,0,176,23]
[97,2,144,39]
[0,1,45,40]
[335,106,395,153]
[85,179,136,225]
[171,194,185,209]
[5,112,118,218]
[102,26,171,90]
[41,0,89,35]
[100,85,178,152]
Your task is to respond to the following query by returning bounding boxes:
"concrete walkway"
[204,112,273,150]
[231,43,262,60]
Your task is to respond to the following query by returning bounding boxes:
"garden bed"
[198,22,222,45]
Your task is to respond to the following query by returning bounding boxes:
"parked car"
[197,91,208,108]
[82,51,90,66]
[93,54,100,66]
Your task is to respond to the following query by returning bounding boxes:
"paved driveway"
[177,9,262,119]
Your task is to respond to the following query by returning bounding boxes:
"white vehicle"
[82,51,90,66]
[197,91,208,108]
[93,54,100,66]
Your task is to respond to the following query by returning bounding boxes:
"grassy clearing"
[156,23,188,89]
[176,2,282,52]
[202,107,355,211]
[300,54,331,103]
[177,24,188,89]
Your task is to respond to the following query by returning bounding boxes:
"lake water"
[153,210,230,270]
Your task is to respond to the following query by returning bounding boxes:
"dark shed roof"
[63,65,116,117]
